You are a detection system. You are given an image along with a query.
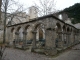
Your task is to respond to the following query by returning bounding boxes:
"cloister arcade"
[7,14,80,55]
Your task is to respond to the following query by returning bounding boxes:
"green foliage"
[63,3,80,24]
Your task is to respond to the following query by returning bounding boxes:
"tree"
[63,3,80,24]
[34,0,57,16]
[1,0,25,43]
[0,0,2,24]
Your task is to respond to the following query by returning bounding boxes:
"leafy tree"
[63,3,80,24]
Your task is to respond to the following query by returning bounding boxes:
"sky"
[15,0,80,10]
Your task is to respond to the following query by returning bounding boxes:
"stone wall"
[6,14,80,55]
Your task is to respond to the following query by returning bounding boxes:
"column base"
[44,47,57,56]
[31,47,37,52]
[58,41,64,48]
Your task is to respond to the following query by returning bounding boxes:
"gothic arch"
[63,25,66,32]
[10,27,16,45]
[34,23,45,30]
[11,27,14,33]
[16,26,21,32]
[67,27,70,32]
[34,23,45,48]
[24,25,33,43]
[24,25,31,32]
[55,22,62,32]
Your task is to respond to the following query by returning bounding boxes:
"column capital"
[23,32,27,35]
[15,32,19,35]
[32,31,37,34]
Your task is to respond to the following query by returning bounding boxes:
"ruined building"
[0,6,80,55]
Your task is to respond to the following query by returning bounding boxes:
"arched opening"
[56,23,61,32]
[67,27,70,32]
[19,28,23,40]
[34,23,45,48]
[55,23,62,48]
[63,25,66,32]
[25,25,33,44]
[39,28,43,39]
[16,26,23,45]
[66,27,71,46]
[11,28,14,33]
[10,28,15,45]
[62,25,67,45]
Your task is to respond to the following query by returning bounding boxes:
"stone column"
[22,31,27,49]
[63,33,67,47]
[77,33,79,43]
[66,33,69,47]
[66,33,71,47]
[75,34,78,44]
[57,32,63,48]
[70,32,74,45]
[45,29,57,55]
[13,32,19,47]
[73,33,75,45]
[68,33,71,46]
[9,33,13,46]
[15,32,19,44]
[70,33,72,45]
[31,31,37,52]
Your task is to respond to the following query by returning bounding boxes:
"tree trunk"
[0,0,2,24]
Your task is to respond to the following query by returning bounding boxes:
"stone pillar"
[70,33,72,46]
[63,33,66,47]
[66,33,71,47]
[73,33,75,45]
[15,32,19,44]
[77,33,79,43]
[31,31,37,51]
[23,32,27,49]
[68,33,71,46]
[45,29,57,55]
[57,32,63,48]
[79,31,80,41]
[66,33,69,47]
[75,34,78,44]
[70,32,74,45]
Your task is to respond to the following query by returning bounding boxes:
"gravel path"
[2,44,80,60]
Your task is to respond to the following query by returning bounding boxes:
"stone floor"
[2,43,80,60]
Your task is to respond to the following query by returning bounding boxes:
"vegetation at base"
[63,3,80,24]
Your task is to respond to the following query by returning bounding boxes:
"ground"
[2,44,80,60]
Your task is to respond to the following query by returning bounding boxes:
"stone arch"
[67,27,70,32]
[62,25,67,45]
[55,22,63,48]
[24,25,31,31]
[11,27,14,33]
[34,23,45,48]
[16,26,21,32]
[24,25,33,44]
[10,27,15,45]
[55,22,62,32]
[63,25,66,32]
[16,26,24,43]
[34,22,45,30]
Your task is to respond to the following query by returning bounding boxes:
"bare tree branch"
[34,0,57,16]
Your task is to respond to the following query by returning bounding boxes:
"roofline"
[7,14,79,29]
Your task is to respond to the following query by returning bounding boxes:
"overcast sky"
[16,0,80,10]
